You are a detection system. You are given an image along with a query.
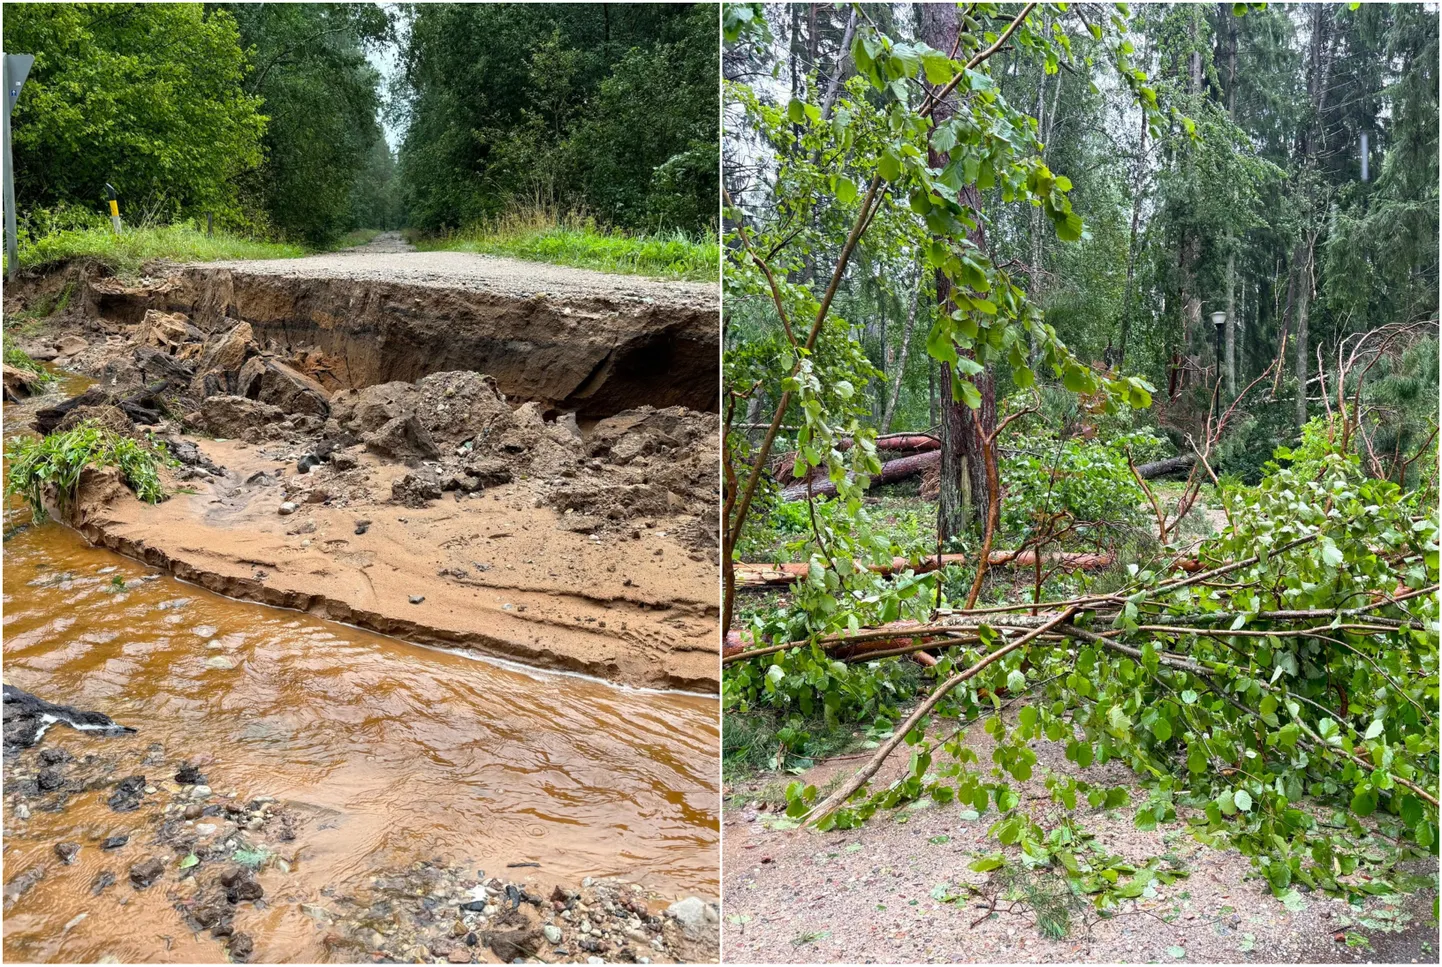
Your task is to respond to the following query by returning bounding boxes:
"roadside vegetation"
[3,334,56,387]
[417,210,718,281]
[9,218,305,276]
[4,4,716,279]
[722,0,1438,946]
[4,422,172,523]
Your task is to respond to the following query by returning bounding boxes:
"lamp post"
[1211,309,1227,394]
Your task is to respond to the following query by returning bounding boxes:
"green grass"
[4,422,172,522]
[3,334,56,385]
[11,223,306,276]
[415,209,718,281]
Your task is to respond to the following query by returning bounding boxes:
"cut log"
[781,450,940,500]
[736,550,1115,588]
[1136,454,1196,479]
[775,434,940,485]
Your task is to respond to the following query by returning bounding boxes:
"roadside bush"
[4,423,171,522]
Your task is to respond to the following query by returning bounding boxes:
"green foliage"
[3,3,265,222]
[775,423,1438,900]
[398,3,717,234]
[12,218,304,276]
[4,422,172,521]
[418,210,717,281]
[999,429,1163,548]
[2,335,55,386]
[222,2,394,245]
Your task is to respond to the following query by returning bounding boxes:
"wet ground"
[2,364,720,962]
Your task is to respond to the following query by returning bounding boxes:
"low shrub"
[4,422,171,521]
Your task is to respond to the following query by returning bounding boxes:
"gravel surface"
[198,232,717,307]
[722,711,1438,964]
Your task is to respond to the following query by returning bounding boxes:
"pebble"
[192,785,212,798]
[544,925,563,944]
[14,803,30,820]
[409,595,425,604]
[196,823,217,835]
[62,912,88,932]
[183,804,204,820]
[278,502,298,515]
[447,949,472,964]
[101,835,129,850]
[204,656,236,670]
[54,842,81,864]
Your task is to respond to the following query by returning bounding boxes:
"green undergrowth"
[415,210,718,281]
[4,421,174,522]
[2,334,56,386]
[10,222,305,277]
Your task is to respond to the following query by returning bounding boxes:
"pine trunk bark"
[921,3,993,541]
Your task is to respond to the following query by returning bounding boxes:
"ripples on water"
[2,520,719,962]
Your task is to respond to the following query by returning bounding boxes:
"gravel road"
[200,231,718,307]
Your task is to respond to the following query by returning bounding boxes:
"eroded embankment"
[93,259,719,417]
[4,258,721,692]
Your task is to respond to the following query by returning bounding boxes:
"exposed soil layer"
[722,711,1437,964]
[21,244,719,417]
[5,258,721,692]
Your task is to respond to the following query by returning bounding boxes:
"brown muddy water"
[1,391,719,963]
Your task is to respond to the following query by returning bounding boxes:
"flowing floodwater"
[1,390,719,963]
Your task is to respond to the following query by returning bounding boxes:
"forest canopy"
[3,2,396,245]
[396,2,719,234]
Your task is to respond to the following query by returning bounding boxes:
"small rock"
[192,785,213,798]
[108,776,147,812]
[101,834,129,850]
[90,871,116,896]
[228,879,264,903]
[354,519,370,535]
[448,948,472,964]
[229,932,254,962]
[175,763,206,785]
[14,803,30,820]
[196,823,217,835]
[544,925,563,944]
[278,502,298,516]
[183,804,204,820]
[409,595,425,604]
[665,897,714,937]
[54,842,81,864]
[37,768,65,791]
[205,656,236,670]
[130,858,165,888]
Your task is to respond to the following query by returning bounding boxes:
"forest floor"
[721,713,1437,964]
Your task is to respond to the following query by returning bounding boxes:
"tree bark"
[922,2,993,541]
[1294,235,1314,431]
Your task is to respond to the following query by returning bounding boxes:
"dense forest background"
[2,2,718,249]
[724,2,1439,481]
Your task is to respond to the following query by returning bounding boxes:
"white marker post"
[3,53,35,283]
[105,183,122,235]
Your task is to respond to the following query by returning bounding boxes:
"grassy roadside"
[414,211,718,282]
[7,223,307,277]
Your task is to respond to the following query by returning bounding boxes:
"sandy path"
[722,714,1436,964]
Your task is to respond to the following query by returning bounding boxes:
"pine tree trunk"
[881,269,921,435]
[1225,250,1237,398]
[1294,237,1313,431]
[921,3,993,540]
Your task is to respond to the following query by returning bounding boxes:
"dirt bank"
[4,258,720,692]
